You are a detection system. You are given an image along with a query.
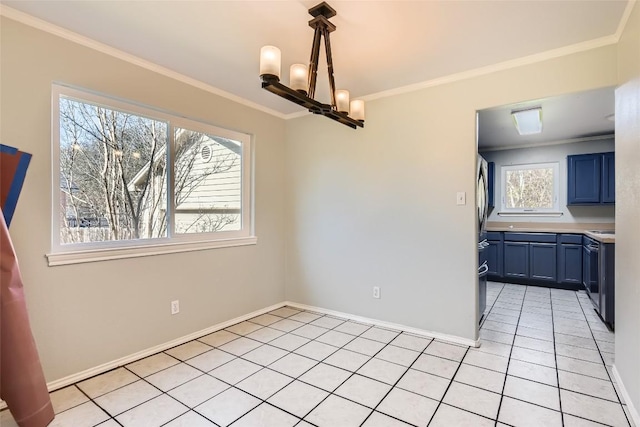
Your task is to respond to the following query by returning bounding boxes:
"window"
[500,162,559,213]
[49,85,254,265]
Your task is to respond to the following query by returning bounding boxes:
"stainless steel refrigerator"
[477,155,489,323]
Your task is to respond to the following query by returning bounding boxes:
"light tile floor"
[1,283,635,426]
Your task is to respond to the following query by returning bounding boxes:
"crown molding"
[615,0,638,40]
[480,134,615,152]
[1,4,628,122]
[284,33,620,120]
[0,5,288,120]
[356,35,619,106]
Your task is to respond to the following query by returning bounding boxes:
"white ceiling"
[478,86,615,150]
[1,0,630,119]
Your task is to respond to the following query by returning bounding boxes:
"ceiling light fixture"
[511,107,542,135]
[259,2,364,129]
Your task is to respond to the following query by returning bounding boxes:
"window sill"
[46,236,258,266]
[497,212,564,217]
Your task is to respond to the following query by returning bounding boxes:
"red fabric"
[0,207,54,427]
[0,149,20,208]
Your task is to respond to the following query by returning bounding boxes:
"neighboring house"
[127,130,243,235]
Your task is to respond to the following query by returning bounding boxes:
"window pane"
[59,97,168,243]
[505,167,554,209]
[174,128,242,234]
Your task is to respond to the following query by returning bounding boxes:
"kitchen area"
[477,86,617,331]
[469,86,635,427]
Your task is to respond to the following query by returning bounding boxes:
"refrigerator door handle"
[478,260,489,276]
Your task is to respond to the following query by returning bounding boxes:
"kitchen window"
[48,84,254,266]
[500,162,560,214]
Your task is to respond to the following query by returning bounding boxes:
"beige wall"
[615,1,640,421]
[285,45,618,341]
[0,17,286,382]
[2,9,636,402]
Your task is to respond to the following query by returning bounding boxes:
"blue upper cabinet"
[488,162,495,208]
[567,152,614,205]
[602,152,615,204]
[567,154,601,204]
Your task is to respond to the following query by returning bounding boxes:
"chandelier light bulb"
[259,46,281,79]
[336,90,350,113]
[350,100,365,121]
[290,64,308,93]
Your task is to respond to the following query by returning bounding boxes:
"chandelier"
[259,2,365,129]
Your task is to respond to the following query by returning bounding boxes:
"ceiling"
[0,0,629,149]
[478,86,615,150]
[1,0,630,119]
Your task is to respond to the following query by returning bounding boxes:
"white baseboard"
[0,299,480,412]
[284,301,480,348]
[612,364,640,427]
[0,300,287,411]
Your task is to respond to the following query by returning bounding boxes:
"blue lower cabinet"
[504,242,529,279]
[559,244,582,284]
[530,243,557,282]
[491,232,586,290]
[487,240,503,277]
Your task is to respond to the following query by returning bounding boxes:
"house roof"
[127,132,241,189]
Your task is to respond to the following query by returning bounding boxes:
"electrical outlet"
[171,300,180,315]
[372,286,381,299]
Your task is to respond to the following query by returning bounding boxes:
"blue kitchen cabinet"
[567,152,615,205]
[559,244,583,285]
[486,240,503,278]
[492,232,585,290]
[568,153,601,204]
[486,231,503,279]
[488,162,495,208]
[602,152,615,203]
[559,234,583,285]
[530,243,557,282]
[504,242,529,279]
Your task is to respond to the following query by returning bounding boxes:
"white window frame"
[48,84,255,266]
[500,162,560,214]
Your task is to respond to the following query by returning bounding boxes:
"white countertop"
[486,222,615,243]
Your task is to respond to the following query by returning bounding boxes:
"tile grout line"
[423,347,474,426]
[451,285,534,424]
[550,289,566,427]
[90,309,303,427]
[176,308,361,427]
[154,308,335,427]
[195,308,420,426]
[358,336,446,427]
[291,326,405,425]
[227,315,380,426]
[575,292,633,427]
[9,298,624,427]
[493,283,528,427]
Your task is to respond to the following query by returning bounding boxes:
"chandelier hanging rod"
[259,2,365,129]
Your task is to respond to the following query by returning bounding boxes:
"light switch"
[456,192,466,205]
